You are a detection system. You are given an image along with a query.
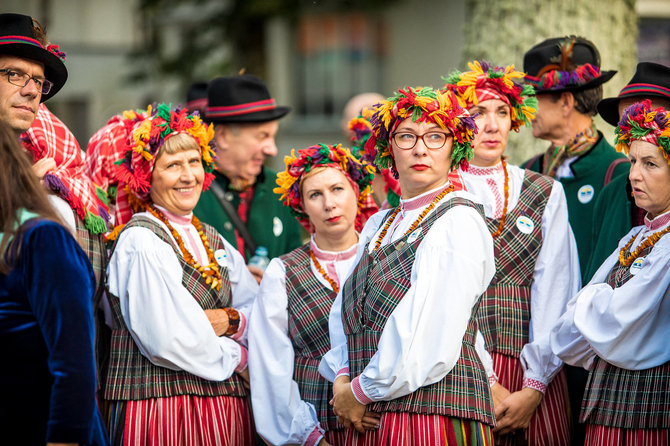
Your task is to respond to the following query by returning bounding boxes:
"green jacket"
[194,168,305,261]
[583,171,636,282]
[524,133,629,284]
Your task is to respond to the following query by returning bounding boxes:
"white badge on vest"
[516,215,534,234]
[577,185,595,204]
[630,257,644,275]
[214,249,228,268]
[273,216,283,237]
[407,228,422,243]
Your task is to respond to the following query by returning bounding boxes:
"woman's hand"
[247,265,264,284]
[330,376,368,433]
[491,381,512,418]
[204,309,229,336]
[237,368,250,390]
[317,438,332,446]
[33,157,56,180]
[493,387,543,435]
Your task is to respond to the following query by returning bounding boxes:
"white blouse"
[551,210,670,370]
[459,162,581,387]
[106,207,259,382]
[319,183,495,404]
[248,237,358,446]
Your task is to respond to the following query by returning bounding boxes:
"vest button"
[223,222,233,232]
[224,192,234,201]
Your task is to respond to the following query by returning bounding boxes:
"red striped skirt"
[585,424,669,446]
[107,394,254,446]
[492,352,570,446]
[326,428,348,445]
[342,412,494,446]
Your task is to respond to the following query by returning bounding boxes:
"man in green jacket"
[194,74,304,282]
[521,36,628,445]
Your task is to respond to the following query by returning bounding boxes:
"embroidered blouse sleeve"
[521,181,581,389]
[550,230,634,370]
[248,258,325,446]
[571,234,670,370]
[107,226,244,381]
[352,205,495,403]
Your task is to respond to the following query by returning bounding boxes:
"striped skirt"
[107,394,254,446]
[343,412,494,446]
[491,352,570,446]
[325,428,348,445]
[584,424,669,446]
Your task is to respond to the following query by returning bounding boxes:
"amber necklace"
[619,225,670,267]
[490,159,509,238]
[374,184,454,250]
[144,203,222,290]
[310,250,339,293]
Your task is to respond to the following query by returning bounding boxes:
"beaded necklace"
[618,225,670,267]
[309,250,339,293]
[490,159,509,238]
[144,203,222,290]
[374,184,454,250]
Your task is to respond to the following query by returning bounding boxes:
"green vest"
[194,167,305,260]
[524,134,629,284]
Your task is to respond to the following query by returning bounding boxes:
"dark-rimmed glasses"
[0,69,53,95]
[391,131,451,150]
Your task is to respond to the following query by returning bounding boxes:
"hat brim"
[207,106,290,124]
[532,70,616,95]
[1,44,67,102]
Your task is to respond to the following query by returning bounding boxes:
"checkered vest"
[581,238,670,428]
[476,170,553,357]
[74,211,106,301]
[104,215,247,400]
[341,197,494,425]
[281,244,342,432]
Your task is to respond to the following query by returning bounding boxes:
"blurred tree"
[461,0,638,163]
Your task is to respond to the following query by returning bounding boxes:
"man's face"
[0,55,44,134]
[531,93,565,142]
[214,120,279,183]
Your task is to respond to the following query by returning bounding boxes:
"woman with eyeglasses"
[320,86,497,445]
[444,61,580,445]
[551,100,670,445]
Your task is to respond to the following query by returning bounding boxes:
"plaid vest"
[581,237,670,428]
[476,170,553,357]
[281,244,342,432]
[74,211,107,304]
[342,197,494,425]
[104,215,247,401]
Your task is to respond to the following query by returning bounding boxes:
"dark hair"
[546,85,602,116]
[0,121,63,274]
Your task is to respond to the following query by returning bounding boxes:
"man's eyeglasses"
[391,131,452,150]
[0,69,53,95]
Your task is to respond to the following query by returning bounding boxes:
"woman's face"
[391,118,453,198]
[301,167,358,239]
[629,140,670,219]
[150,148,204,215]
[470,98,512,167]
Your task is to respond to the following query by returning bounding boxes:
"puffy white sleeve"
[107,226,243,381]
[319,210,388,383]
[572,234,670,370]
[352,206,495,403]
[248,258,324,446]
[520,181,581,387]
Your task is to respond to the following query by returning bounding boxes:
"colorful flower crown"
[364,86,477,172]
[615,99,670,164]
[274,143,377,232]
[114,103,216,200]
[443,60,537,131]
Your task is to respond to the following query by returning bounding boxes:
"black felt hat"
[206,74,290,123]
[523,36,616,94]
[0,13,68,102]
[597,62,670,126]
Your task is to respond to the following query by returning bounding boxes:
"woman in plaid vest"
[320,86,497,445]
[444,61,580,445]
[104,104,259,445]
[248,143,378,446]
[552,100,670,444]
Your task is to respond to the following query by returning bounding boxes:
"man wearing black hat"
[194,74,303,281]
[585,62,670,280]
[521,36,629,445]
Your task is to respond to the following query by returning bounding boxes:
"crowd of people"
[0,11,669,446]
